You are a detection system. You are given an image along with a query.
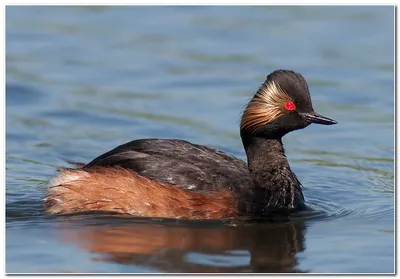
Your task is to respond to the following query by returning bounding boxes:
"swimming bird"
[44,69,337,219]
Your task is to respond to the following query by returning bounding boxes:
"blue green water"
[6,6,394,273]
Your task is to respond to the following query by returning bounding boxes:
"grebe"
[44,70,337,219]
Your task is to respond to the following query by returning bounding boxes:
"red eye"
[285,102,296,111]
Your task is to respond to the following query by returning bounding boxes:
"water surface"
[6,6,394,273]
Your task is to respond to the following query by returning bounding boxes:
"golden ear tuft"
[240,81,293,132]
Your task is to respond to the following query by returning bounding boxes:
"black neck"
[240,135,305,214]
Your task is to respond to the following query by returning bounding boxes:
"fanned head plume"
[240,80,293,133]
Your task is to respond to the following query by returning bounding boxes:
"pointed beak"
[299,111,338,125]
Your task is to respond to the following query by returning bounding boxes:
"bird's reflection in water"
[59,217,307,273]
